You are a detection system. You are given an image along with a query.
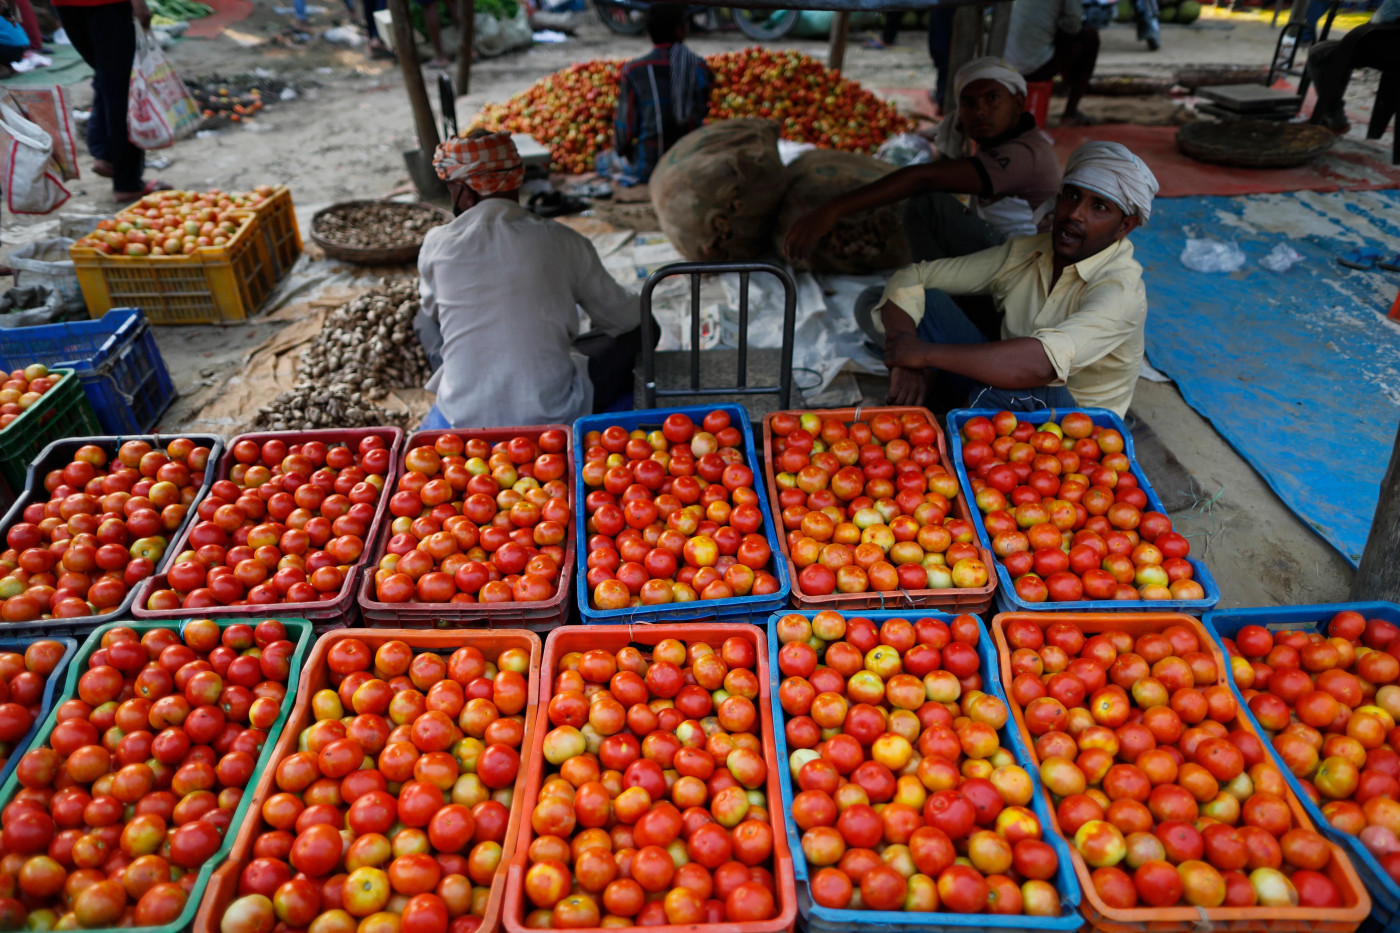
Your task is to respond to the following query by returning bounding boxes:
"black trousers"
[57,1,143,192]
[1308,23,1400,127]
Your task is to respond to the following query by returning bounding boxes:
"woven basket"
[1176,119,1335,168]
[310,200,451,264]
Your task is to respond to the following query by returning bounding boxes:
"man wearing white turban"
[784,57,1060,272]
[875,141,1159,417]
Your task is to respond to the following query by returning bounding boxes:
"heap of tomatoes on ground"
[2,439,210,622]
[775,610,1064,916]
[144,436,391,611]
[1002,616,1347,911]
[581,410,780,611]
[1221,609,1400,884]
[0,620,298,930]
[769,410,990,598]
[372,430,571,606]
[0,364,63,431]
[959,411,1205,604]
[0,641,69,777]
[521,635,781,926]
[218,637,529,933]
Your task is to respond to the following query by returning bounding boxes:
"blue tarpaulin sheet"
[1135,190,1400,567]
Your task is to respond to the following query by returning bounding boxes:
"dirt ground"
[0,4,1371,603]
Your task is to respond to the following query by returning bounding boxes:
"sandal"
[528,190,587,218]
[1379,254,1400,273]
[1339,246,1385,270]
[114,179,173,204]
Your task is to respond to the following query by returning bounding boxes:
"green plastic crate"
[0,616,314,933]
[0,368,100,495]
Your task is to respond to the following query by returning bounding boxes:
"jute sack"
[776,149,911,274]
[649,119,786,262]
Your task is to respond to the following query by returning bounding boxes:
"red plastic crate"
[762,406,996,614]
[992,611,1371,933]
[501,623,798,933]
[357,425,575,632]
[131,427,404,629]
[190,627,541,933]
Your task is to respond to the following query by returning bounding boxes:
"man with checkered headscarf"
[414,132,646,430]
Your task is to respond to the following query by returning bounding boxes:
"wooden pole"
[456,0,474,97]
[987,0,1012,57]
[828,10,850,70]
[1350,420,1400,602]
[388,0,441,154]
[944,2,982,112]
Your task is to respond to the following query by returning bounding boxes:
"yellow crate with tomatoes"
[69,187,286,325]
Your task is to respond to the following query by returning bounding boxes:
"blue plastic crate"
[0,635,76,792]
[1204,602,1400,933]
[767,608,1085,933]
[572,403,791,625]
[0,307,176,434]
[945,407,1220,614]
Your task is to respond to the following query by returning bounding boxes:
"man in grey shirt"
[1005,0,1100,127]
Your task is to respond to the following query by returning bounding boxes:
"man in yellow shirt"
[879,141,1158,416]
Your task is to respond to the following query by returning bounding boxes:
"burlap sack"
[649,119,786,262]
[776,149,912,274]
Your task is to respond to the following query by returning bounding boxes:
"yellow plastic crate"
[71,214,276,325]
[248,185,302,277]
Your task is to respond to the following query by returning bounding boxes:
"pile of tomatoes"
[371,430,570,606]
[0,620,299,930]
[0,364,62,431]
[769,410,990,598]
[518,633,782,926]
[775,610,1064,917]
[72,187,277,258]
[143,435,391,611]
[2,438,210,622]
[581,410,781,611]
[1001,616,1346,911]
[475,50,911,173]
[0,641,69,777]
[218,636,529,933]
[958,411,1204,604]
[1221,610,1400,884]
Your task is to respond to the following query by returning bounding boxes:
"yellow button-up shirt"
[878,234,1147,416]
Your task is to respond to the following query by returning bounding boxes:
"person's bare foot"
[1060,110,1099,127]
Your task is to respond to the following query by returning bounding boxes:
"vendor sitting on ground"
[879,141,1158,417]
[416,132,646,429]
[785,57,1061,267]
[600,3,712,185]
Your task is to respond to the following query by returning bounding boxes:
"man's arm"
[882,299,1056,388]
[784,159,986,263]
[570,234,640,337]
[1057,0,1085,34]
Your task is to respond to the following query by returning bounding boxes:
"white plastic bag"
[127,22,200,150]
[1180,237,1245,274]
[10,237,85,313]
[0,100,70,214]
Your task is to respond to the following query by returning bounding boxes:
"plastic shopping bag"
[0,100,70,214]
[127,22,200,150]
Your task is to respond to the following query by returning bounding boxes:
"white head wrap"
[934,57,1029,159]
[1061,141,1160,223]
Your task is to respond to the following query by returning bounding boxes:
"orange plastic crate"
[189,628,542,933]
[761,405,996,614]
[991,611,1372,933]
[502,623,798,933]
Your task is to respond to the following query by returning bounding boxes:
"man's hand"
[886,366,925,406]
[782,206,837,264]
[884,331,930,371]
[133,0,152,29]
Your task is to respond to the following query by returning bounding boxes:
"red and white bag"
[0,99,69,214]
[127,22,200,150]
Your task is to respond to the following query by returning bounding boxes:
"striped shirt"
[614,42,712,181]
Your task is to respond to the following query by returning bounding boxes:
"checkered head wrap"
[433,132,525,193]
